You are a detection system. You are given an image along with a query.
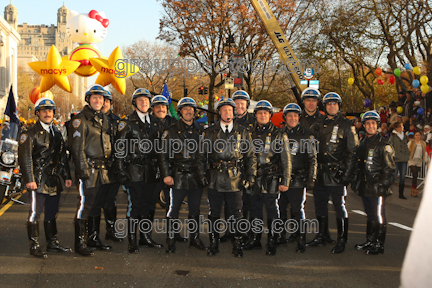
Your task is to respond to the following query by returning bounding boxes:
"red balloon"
[377,79,383,85]
[271,112,284,128]
[29,86,41,104]
[389,75,396,84]
[376,68,382,76]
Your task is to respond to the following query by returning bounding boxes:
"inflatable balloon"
[404,63,411,70]
[413,66,421,75]
[412,79,420,88]
[29,86,40,104]
[66,10,109,45]
[68,44,103,77]
[420,84,429,94]
[28,45,80,93]
[420,76,429,85]
[271,112,284,128]
[397,106,403,114]
[377,79,383,85]
[364,99,371,107]
[414,101,420,107]
[389,75,396,84]
[90,47,139,95]
[375,68,382,76]
[41,90,54,100]
[394,68,401,77]
[360,113,365,118]
[348,78,354,85]
[417,108,424,115]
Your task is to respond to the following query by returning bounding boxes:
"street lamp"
[224,33,235,98]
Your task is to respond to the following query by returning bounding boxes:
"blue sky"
[10,0,163,56]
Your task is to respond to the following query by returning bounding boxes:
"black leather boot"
[305,216,327,247]
[331,218,348,254]
[277,217,289,245]
[233,222,244,258]
[296,231,306,253]
[399,183,407,199]
[166,217,176,253]
[355,220,376,250]
[188,215,207,250]
[87,215,112,251]
[265,219,277,256]
[321,216,336,244]
[127,218,139,253]
[242,209,252,244]
[139,214,163,248]
[207,215,219,256]
[74,218,95,256]
[219,207,232,243]
[104,207,122,242]
[44,220,72,253]
[27,221,47,258]
[366,224,386,255]
[243,218,262,250]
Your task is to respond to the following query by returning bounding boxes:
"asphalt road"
[0,180,421,288]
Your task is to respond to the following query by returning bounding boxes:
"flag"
[5,86,19,124]
[162,83,179,120]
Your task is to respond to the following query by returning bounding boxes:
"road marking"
[352,210,367,216]
[388,222,413,231]
[306,193,313,197]
[0,195,23,217]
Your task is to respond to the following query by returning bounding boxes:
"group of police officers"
[18,84,396,259]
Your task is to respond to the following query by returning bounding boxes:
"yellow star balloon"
[90,46,139,95]
[28,45,81,93]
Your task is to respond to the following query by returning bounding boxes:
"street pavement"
[0,179,422,288]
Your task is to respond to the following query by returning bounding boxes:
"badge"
[265,136,271,152]
[161,130,169,139]
[20,134,28,144]
[283,134,289,142]
[385,145,393,153]
[351,126,356,134]
[73,131,81,138]
[330,126,339,143]
[235,133,241,152]
[72,119,81,129]
[291,141,299,155]
[118,121,127,132]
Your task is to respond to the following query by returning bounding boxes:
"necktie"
[225,125,229,135]
[50,125,55,136]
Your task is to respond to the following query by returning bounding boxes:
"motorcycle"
[0,121,24,206]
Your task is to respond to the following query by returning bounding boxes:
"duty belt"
[174,163,194,172]
[87,158,108,169]
[318,162,340,170]
[211,161,236,170]
[130,158,157,166]
[257,164,279,176]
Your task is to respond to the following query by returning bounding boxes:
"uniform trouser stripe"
[342,186,348,218]
[29,190,37,222]
[126,187,132,218]
[377,196,383,224]
[300,188,307,220]
[275,193,281,218]
[166,188,174,217]
[76,180,85,219]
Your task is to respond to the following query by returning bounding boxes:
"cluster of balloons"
[29,87,54,104]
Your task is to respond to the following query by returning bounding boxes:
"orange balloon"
[376,68,382,76]
[29,86,40,104]
[271,112,284,128]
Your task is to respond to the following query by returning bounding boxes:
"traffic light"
[204,87,208,94]
[184,88,188,96]
[198,86,204,95]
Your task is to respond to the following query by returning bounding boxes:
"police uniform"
[307,93,359,253]
[19,114,72,258]
[159,102,207,253]
[353,112,395,255]
[243,103,292,255]
[300,109,325,133]
[197,108,257,257]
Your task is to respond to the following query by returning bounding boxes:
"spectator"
[398,90,407,105]
[359,130,365,141]
[379,107,388,125]
[389,107,398,125]
[389,121,410,199]
[405,92,414,118]
[402,116,410,132]
[407,132,414,142]
[408,130,429,197]
[426,108,432,125]
[424,125,431,144]
[380,123,389,138]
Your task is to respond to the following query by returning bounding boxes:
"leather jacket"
[68,105,112,188]
[197,121,257,192]
[311,113,359,186]
[352,133,396,197]
[281,124,317,189]
[300,109,325,134]
[105,111,121,182]
[158,120,203,190]
[114,111,160,183]
[248,122,292,195]
[153,115,177,133]
[19,121,71,195]
[234,112,256,131]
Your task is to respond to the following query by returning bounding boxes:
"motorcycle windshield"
[0,122,20,153]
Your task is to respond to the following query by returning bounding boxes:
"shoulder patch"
[351,126,356,134]
[20,134,28,144]
[385,145,393,153]
[72,119,81,129]
[73,130,81,138]
[118,121,127,132]
[161,130,169,139]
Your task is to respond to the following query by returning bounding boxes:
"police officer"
[115,88,162,253]
[69,84,113,256]
[353,111,395,255]
[197,98,257,258]
[19,98,72,258]
[150,95,185,243]
[243,100,292,256]
[158,97,207,253]
[280,103,317,253]
[307,92,359,253]
[96,89,123,243]
[227,90,256,243]
[300,88,325,132]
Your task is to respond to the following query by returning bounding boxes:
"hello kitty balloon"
[66,10,109,45]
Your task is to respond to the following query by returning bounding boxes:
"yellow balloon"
[420,84,429,94]
[194,77,197,80]
[90,47,139,95]
[348,78,354,85]
[28,45,80,93]
[420,76,429,85]
[413,66,421,75]
[40,90,54,100]
[397,106,403,114]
